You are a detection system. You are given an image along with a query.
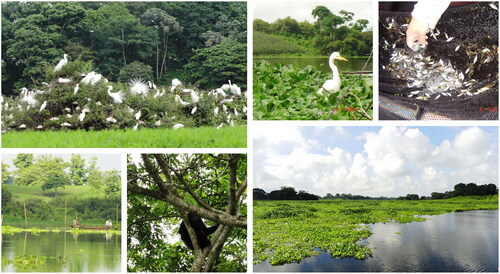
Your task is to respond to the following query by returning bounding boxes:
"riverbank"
[2,226,121,235]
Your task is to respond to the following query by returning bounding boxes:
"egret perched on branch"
[171,79,182,92]
[54,54,68,72]
[107,85,124,104]
[317,52,348,97]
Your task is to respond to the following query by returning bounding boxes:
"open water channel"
[254,210,498,272]
[2,231,121,272]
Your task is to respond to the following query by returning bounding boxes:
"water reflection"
[254,210,498,272]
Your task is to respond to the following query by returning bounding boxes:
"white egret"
[216,123,224,130]
[222,104,227,113]
[135,110,141,120]
[173,123,184,130]
[190,90,199,103]
[39,101,47,112]
[174,95,190,106]
[18,124,27,129]
[36,125,43,129]
[171,78,182,92]
[214,107,219,116]
[234,108,238,116]
[74,84,80,95]
[129,78,149,95]
[191,107,197,115]
[133,123,139,131]
[58,78,72,83]
[64,107,71,112]
[230,120,235,127]
[106,117,117,123]
[89,73,103,85]
[317,52,348,97]
[242,106,248,113]
[107,85,124,104]
[54,54,68,72]
[81,72,96,85]
[61,122,72,127]
[49,117,59,121]
[78,108,90,122]
[154,120,162,126]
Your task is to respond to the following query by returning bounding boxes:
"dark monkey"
[179,213,219,250]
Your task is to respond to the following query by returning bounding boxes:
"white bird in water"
[74,84,80,95]
[171,78,182,92]
[39,101,47,112]
[54,54,68,72]
[173,123,184,130]
[317,52,348,97]
[107,85,124,104]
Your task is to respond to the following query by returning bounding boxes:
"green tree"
[118,61,154,83]
[41,169,69,196]
[103,170,121,197]
[253,19,271,33]
[69,154,87,185]
[12,153,34,170]
[15,155,67,186]
[2,162,12,184]
[127,154,247,272]
[184,40,246,89]
[140,8,182,81]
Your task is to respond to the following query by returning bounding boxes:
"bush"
[118,61,154,83]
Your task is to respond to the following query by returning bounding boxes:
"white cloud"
[254,126,498,197]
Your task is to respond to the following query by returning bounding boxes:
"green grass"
[3,184,104,203]
[253,31,308,55]
[253,196,498,265]
[254,61,372,120]
[2,126,246,148]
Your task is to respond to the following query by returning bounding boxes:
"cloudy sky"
[2,154,121,172]
[253,0,373,27]
[254,126,498,197]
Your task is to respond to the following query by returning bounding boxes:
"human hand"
[406,17,429,50]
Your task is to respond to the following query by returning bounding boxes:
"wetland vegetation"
[2,154,121,272]
[253,195,498,266]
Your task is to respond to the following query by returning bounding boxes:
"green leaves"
[253,61,372,120]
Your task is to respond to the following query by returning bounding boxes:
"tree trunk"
[155,36,159,81]
[160,30,168,77]
[121,29,127,65]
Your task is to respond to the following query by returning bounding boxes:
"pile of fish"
[384,48,480,100]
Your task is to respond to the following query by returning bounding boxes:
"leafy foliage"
[253,6,372,56]
[254,196,498,265]
[253,61,372,120]
[128,154,247,272]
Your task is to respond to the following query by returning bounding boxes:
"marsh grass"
[2,126,246,148]
[253,196,498,265]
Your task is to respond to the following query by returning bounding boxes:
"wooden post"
[23,202,28,228]
[65,200,67,228]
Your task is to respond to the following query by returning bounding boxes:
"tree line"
[2,153,120,196]
[398,183,498,200]
[2,2,247,95]
[253,186,319,200]
[2,154,121,224]
[253,6,372,56]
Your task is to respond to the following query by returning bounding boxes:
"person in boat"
[105,219,112,228]
[72,218,81,228]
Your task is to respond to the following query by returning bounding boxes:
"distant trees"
[253,186,319,200]
[322,193,390,200]
[253,6,372,56]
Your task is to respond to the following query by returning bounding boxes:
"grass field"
[253,196,498,265]
[2,126,247,148]
[253,31,308,55]
[3,185,105,204]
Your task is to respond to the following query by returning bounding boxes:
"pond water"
[2,231,121,272]
[253,56,373,73]
[254,210,498,272]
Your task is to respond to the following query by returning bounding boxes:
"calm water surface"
[254,210,498,272]
[2,231,121,272]
[254,56,373,73]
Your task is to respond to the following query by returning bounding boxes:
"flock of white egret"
[2,54,247,132]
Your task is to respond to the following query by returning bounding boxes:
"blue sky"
[254,126,498,197]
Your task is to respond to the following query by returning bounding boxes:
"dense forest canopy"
[2,154,121,225]
[253,6,372,56]
[2,1,247,95]
[127,154,247,272]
